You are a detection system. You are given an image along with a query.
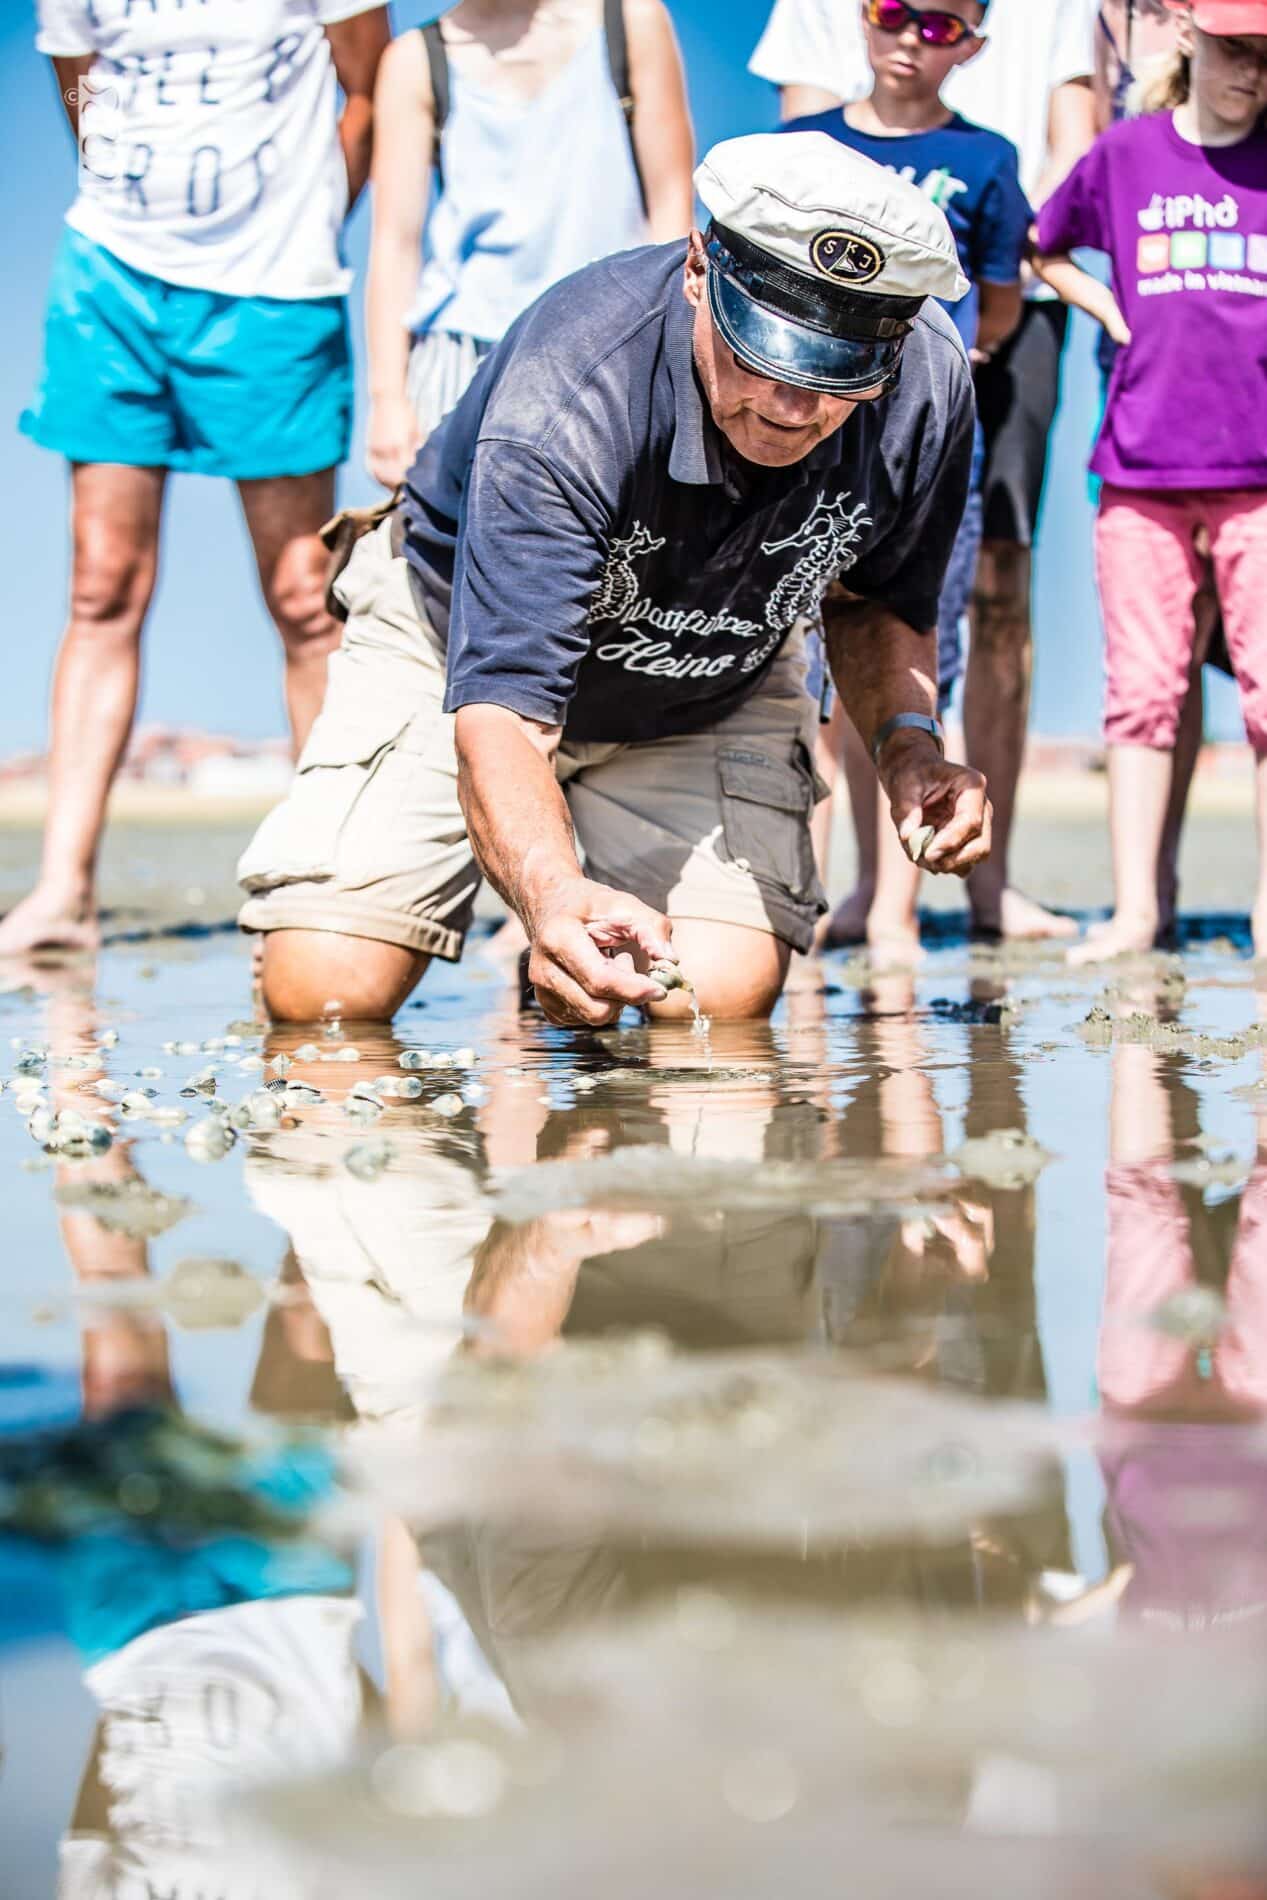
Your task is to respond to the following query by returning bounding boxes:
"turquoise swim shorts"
[20,228,353,480]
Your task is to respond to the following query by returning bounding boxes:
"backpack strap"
[420,20,450,189]
[603,0,648,216]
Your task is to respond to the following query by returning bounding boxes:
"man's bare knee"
[647,924,790,1021]
[69,534,156,634]
[972,540,1032,656]
[259,929,431,1023]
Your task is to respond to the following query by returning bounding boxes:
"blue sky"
[0,0,1242,752]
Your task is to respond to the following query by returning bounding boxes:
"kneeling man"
[239,132,991,1026]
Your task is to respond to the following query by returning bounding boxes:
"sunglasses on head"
[864,0,981,47]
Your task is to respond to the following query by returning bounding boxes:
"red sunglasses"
[865,0,980,47]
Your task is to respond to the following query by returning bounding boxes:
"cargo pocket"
[718,743,818,904]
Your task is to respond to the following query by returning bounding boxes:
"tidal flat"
[1,813,1265,1899]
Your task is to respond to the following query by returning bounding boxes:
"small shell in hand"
[906,824,937,866]
[649,958,694,994]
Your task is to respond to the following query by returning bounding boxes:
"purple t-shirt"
[1037,111,1267,489]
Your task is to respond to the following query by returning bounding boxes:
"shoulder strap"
[420,21,450,188]
[604,0,633,122]
[603,0,648,216]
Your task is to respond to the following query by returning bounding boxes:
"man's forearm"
[822,593,992,876]
[454,705,582,931]
[326,12,391,209]
[821,593,938,756]
[339,95,374,207]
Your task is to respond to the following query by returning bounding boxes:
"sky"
[0,0,1243,754]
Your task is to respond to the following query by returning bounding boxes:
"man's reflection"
[245,987,1073,1706]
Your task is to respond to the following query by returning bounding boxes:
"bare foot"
[1082,910,1172,951]
[974,887,1078,943]
[784,951,825,994]
[866,920,923,971]
[816,881,875,950]
[0,888,98,958]
[480,915,530,962]
[1068,910,1159,966]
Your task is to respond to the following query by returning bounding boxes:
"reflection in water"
[1,949,1265,1897]
[1099,989,1267,1635]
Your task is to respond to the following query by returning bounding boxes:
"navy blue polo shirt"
[402,241,974,745]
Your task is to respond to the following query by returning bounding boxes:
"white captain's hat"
[695,132,970,395]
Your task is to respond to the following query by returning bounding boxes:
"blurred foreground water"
[1,821,1266,1899]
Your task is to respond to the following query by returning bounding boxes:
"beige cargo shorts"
[238,516,828,958]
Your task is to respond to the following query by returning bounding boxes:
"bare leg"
[867,791,923,967]
[1158,565,1217,936]
[1070,743,1172,964]
[481,915,530,961]
[260,928,431,1022]
[1158,666,1204,940]
[238,470,341,755]
[808,700,842,884]
[819,708,879,948]
[0,463,165,956]
[644,917,790,1022]
[1253,752,1267,960]
[965,539,1076,941]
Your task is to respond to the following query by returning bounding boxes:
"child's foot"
[866,916,923,971]
[972,887,1078,942]
[1069,910,1159,966]
[0,886,98,957]
[817,881,875,950]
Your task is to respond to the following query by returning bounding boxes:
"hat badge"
[810,229,886,286]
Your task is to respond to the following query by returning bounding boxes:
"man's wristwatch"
[870,712,944,768]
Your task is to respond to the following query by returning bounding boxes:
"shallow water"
[2,910,1266,1899]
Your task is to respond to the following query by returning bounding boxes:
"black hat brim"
[707,265,905,397]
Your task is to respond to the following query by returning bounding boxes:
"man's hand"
[878,732,992,878]
[455,705,672,1025]
[526,876,674,1027]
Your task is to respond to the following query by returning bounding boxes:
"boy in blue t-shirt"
[784,0,1031,961]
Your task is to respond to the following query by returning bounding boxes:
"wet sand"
[1,804,1265,1899]
[0,776,1257,939]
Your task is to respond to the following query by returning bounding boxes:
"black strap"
[603,0,647,216]
[420,21,449,188]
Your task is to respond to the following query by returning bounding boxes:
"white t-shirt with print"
[749,0,1099,201]
[58,1595,364,1900]
[35,0,375,299]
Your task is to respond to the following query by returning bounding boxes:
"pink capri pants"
[1094,485,1267,756]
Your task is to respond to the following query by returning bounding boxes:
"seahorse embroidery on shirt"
[760,492,874,630]
[588,523,668,623]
